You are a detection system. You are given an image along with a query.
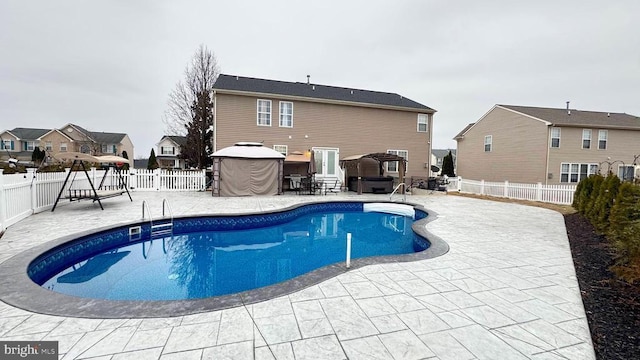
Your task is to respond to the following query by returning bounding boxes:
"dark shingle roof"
[89,131,126,144]
[164,135,187,147]
[500,105,640,129]
[453,123,475,139]
[8,128,50,140]
[214,74,434,111]
[432,149,456,159]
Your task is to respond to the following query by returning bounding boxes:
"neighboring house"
[0,124,134,164]
[156,135,187,169]
[212,74,436,181]
[454,104,640,185]
[431,149,456,176]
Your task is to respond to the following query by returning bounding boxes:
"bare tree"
[163,45,220,168]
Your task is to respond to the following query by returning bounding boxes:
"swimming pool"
[0,201,449,318]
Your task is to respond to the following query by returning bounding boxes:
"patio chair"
[324,179,342,194]
[289,174,303,193]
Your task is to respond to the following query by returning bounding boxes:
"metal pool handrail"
[390,183,407,202]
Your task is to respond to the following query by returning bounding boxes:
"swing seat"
[51,152,133,211]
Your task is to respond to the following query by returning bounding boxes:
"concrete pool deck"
[0,191,595,359]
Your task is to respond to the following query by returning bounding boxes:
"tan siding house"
[213,75,435,182]
[455,104,640,185]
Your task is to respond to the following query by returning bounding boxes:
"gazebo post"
[357,160,362,195]
[399,159,406,194]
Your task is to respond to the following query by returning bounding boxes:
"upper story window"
[45,141,52,151]
[102,144,116,154]
[386,149,408,172]
[273,144,288,155]
[417,114,428,132]
[161,146,175,155]
[257,99,272,126]
[582,129,591,149]
[484,135,492,152]
[60,143,68,152]
[279,102,293,128]
[598,130,608,149]
[550,128,561,148]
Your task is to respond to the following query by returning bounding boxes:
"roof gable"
[499,105,640,129]
[8,127,50,140]
[160,135,187,147]
[89,131,126,144]
[214,74,435,112]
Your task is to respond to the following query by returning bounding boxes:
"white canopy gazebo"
[211,142,285,196]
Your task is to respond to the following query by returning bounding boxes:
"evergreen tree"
[179,90,214,169]
[147,148,159,170]
[441,150,456,177]
[585,174,604,220]
[121,150,130,171]
[593,173,621,233]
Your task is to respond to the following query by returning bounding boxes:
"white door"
[312,147,339,178]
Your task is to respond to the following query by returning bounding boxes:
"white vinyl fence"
[0,168,207,232]
[447,177,576,206]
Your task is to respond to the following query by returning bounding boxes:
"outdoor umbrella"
[308,150,317,176]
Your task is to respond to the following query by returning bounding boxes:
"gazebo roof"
[341,152,406,163]
[212,143,285,159]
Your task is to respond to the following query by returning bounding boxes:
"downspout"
[213,91,218,153]
[428,113,434,176]
[545,125,551,186]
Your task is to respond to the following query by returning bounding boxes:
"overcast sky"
[1,0,639,159]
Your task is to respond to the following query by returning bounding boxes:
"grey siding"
[456,107,548,183]
[215,93,432,177]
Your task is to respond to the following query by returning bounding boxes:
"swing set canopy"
[53,152,130,164]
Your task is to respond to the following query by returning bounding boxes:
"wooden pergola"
[340,152,406,194]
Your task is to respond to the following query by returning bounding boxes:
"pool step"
[151,222,173,237]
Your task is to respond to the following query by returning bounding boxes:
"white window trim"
[60,143,68,152]
[598,130,608,150]
[386,149,408,173]
[550,128,561,148]
[45,141,52,151]
[273,144,288,156]
[257,99,272,126]
[484,135,492,152]
[279,101,293,128]
[417,114,428,133]
[618,165,635,181]
[560,162,598,183]
[582,129,591,149]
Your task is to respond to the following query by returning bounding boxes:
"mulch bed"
[564,213,640,360]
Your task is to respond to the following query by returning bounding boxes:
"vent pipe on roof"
[307,75,310,84]
[566,101,570,115]
[312,85,315,90]
[235,76,238,80]
[607,112,610,117]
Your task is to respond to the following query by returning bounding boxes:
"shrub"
[593,173,621,233]
[585,174,604,219]
[608,182,640,283]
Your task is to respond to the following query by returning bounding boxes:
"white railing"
[449,177,576,205]
[0,168,207,232]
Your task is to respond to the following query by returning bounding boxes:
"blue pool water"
[32,202,430,301]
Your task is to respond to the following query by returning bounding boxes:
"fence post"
[129,168,137,190]
[480,179,485,195]
[504,180,509,198]
[201,169,206,191]
[536,182,542,201]
[457,176,462,192]
[154,168,160,191]
[28,168,37,213]
[0,169,6,232]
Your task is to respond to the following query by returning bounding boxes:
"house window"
[1,140,13,150]
[80,145,91,154]
[582,129,591,149]
[101,144,116,154]
[257,99,272,126]
[560,162,598,183]
[60,143,68,152]
[386,150,408,172]
[550,128,560,148]
[45,141,52,151]
[279,102,293,127]
[598,130,608,150]
[618,165,635,181]
[417,114,428,132]
[484,135,492,152]
[273,145,288,155]
[25,141,35,151]
[161,146,175,155]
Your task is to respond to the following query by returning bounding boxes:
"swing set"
[51,152,132,211]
